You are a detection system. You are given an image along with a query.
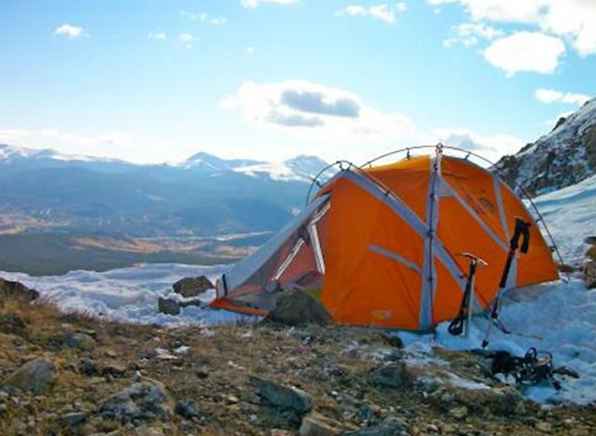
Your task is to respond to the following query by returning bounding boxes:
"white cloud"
[180,11,227,25]
[428,0,596,56]
[428,0,547,23]
[54,24,84,38]
[540,1,596,56]
[221,81,422,161]
[443,22,503,47]
[433,128,524,162]
[241,0,298,8]
[484,31,565,76]
[337,3,407,24]
[178,33,194,48]
[246,47,256,55]
[221,80,529,163]
[535,88,591,106]
[148,32,167,40]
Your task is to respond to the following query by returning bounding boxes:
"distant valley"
[0,146,329,274]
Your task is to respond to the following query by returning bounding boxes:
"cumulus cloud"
[433,128,525,162]
[220,81,421,157]
[241,0,298,8]
[280,89,360,118]
[535,88,591,106]
[148,32,167,40]
[337,3,407,24]
[221,81,530,163]
[54,24,84,38]
[178,33,194,48]
[428,0,596,57]
[180,11,227,25]
[484,31,565,76]
[443,22,503,47]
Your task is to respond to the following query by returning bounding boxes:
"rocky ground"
[0,281,595,436]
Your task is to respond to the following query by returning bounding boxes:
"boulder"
[266,289,331,326]
[98,380,173,423]
[173,276,214,298]
[584,236,596,245]
[64,332,96,351]
[370,362,413,389]
[157,297,206,316]
[0,278,39,302]
[345,417,409,436]
[175,399,201,419]
[158,297,180,316]
[3,358,57,394]
[59,412,87,429]
[299,412,356,435]
[250,375,313,414]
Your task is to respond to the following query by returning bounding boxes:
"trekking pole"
[481,217,531,348]
[448,252,487,337]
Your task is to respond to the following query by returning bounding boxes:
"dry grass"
[0,297,595,435]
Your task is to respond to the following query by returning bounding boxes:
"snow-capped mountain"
[180,152,330,183]
[495,97,596,196]
[0,144,331,183]
[0,144,330,236]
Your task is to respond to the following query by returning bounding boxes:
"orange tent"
[211,150,559,330]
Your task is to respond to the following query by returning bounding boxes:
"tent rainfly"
[210,149,559,330]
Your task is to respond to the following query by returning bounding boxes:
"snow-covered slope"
[495,97,596,195]
[533,174,596,264]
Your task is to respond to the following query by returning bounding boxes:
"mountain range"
[0,146,330,236]
[495,97,596,196]
[2,96,595,239]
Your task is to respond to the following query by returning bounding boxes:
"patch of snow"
[0,263,251,327]
[427,278,596,405]
[533,174,596,264]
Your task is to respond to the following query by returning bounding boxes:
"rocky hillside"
[0,279,595,435]
[495,98,596,196]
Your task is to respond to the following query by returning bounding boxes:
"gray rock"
[584,236,596,245]
[300,412,356,435]
[266,289,331,326]
[173,276,214,298]
[370,362,413,389]
[59,412,87,428]
[98,381,173,423]
[175,399,201,419]
[64,332,96,351]
[101,362,127,378]
[250,375,313,414]
[381,333,403,349]
[157,297,180,316]
[3,358,57,394]
[80,358,98,376]
[345,417,409,436]
[157,297,206,316]
[0,278,39,302]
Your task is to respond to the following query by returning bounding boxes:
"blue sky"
[1,0,594,164]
